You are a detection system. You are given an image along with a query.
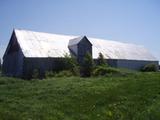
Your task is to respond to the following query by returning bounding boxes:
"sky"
[0,0,160,62]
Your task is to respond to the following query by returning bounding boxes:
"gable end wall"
[2,33,24,77]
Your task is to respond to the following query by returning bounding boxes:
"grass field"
[0,72,160,120]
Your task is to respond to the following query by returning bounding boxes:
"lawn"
[0,72,160,120]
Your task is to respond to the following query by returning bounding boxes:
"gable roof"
[6,29,157,61]
[68,36,92,46]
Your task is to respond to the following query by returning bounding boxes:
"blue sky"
[0,0,160,61]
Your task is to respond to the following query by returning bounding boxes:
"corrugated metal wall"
[95,59,159,70]
[78,39,92,64]
[106,59,118,67]
[2,32,24,77]
[117,59,159,70]
[23,58,66,79]
[2,50,24,77]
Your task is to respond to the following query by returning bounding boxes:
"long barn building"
[2,29,159,78]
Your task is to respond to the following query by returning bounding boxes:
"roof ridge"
[14,29,144,47]
[14,28,78,38]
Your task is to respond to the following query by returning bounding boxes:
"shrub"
[71,66,80,76]
[141,63,158,72]
[80,52,94,77]
[54,70,73,77]
[105,67,120,74]
[93,66,108,76]
[93,66,120,76]
[45,71,55,78]
[45,70,74,78]
[32,69,40,79]
[63,53,80,76]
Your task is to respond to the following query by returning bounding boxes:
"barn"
[2,29,159,78]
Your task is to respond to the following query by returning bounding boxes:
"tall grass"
[0,72,160,120]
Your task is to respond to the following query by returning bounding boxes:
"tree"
[141,63,158,72]
[64,53,79,76]
[80,52,94,77]
[97,52,107,66]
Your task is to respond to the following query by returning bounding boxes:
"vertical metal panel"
[117,59,159,70]
[77,37,92,64]
[106,59,118,67]
[2,50,24,77]
[23,58,67,79]
[2,32,24,77]
[95,59,158,70]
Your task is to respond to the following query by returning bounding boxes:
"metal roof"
[68,36,92,47]
[14,29,157,61]
[68,36,85,46]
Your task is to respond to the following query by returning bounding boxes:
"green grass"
[0,72,160,120]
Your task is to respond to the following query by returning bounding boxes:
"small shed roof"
[12,29,157,61]
[68,36,92,46]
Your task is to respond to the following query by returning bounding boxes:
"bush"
[80,52,94,77]
[93,66,108,76]
[45,70,75,78]
[141,63,158,72]
[45,71,55,78]
[93,66,121,76]
[54,70,73,77]
[63,53,80,76]
[32,69,40,79]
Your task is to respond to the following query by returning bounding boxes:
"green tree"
[141,63,158,72]
[81,52,94,77]
[97,52,107,66]
[64,53,79,76]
